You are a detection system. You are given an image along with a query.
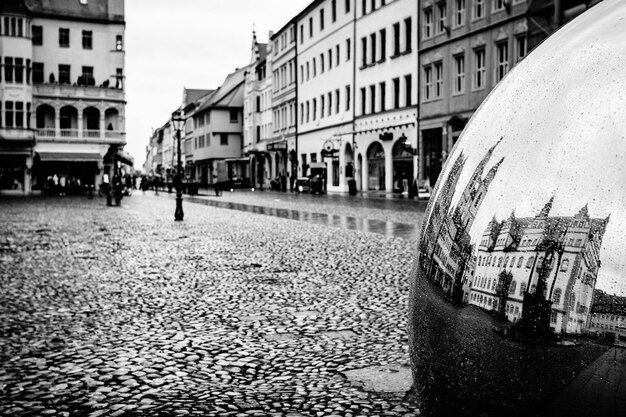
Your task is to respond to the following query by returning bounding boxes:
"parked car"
[295,175,324,194]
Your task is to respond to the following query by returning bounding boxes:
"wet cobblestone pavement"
[0,194,421,416]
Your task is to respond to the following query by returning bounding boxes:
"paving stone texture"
[0,194,421,416]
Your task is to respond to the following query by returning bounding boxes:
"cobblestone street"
[0,193,422,416]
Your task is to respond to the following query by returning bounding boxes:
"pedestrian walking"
[59,175,66,196]
[52,174,59,195]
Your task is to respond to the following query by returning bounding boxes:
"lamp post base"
[174,191,184,221]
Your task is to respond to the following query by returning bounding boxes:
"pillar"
[361,154,368,191]
[99,110,106,138]
[77,108,84,138]
[54,105,61,136]
[24,156,32,194]
[385,145,393,192]
[95,160,104,188]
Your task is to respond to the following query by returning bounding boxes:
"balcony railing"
[60,129,79,137]
[35,128,125,143]
[33,83,125,101]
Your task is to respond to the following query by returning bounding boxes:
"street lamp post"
[171,110,185,221]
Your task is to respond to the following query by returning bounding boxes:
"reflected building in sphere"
[471,200,609,334]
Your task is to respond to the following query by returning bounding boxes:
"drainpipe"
[294,21,299,179]
[351,1,357,189]
[415,0,421,184]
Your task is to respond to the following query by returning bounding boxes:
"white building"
[270,21,298,186]
[185,68,247,185]
[296,0,356,192]
[354,0,418,193]
[243,32,275,189]
[0,0,127,194]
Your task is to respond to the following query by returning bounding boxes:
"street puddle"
[186,197,417,240]
[344,364,413,394]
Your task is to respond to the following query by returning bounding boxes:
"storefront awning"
[267,141,288,151]
[38,152,102,162]
[224,157,250,163]
[115,150,134,166]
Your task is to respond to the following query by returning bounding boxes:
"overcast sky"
[125,0,311,168]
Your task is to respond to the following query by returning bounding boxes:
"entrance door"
[366,142,385,190]
[422,128,443,188]
[392,139,414,192]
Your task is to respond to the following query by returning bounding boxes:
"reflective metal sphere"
[409,1,626,416]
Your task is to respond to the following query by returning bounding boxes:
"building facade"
[0,0,128,194]
[243,33,276,189]
[418,0,601,188]
[296,0,356,193]
[270,21,298,185]
[354,0,418,193]
[185,68,247,185]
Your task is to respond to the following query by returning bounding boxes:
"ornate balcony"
[35,128,126,144]
[33,83,125,102]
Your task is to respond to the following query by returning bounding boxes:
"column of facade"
[361,154,368,191]
[23,156,32,194]
[54,104,61,136]
[99,107,106,138]
[385,144,394,192]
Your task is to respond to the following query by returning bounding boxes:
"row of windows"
[194,133,229,149]
[359,74,412,116]
[300,0,352,44]
[0,101,32,129]
[273,26,296,55]
[31,25,123,51]
[423,0,527,38]
[422,37,526,101]
[1,57,31,84]
[251,91,272,113]
[300,40,350,84]
[478,254,570,272]
[593,314,626,322]
[273,102,296,132]
[29,62,124,88]
[360,17,411,68]
[1,16,29,38]
[361,0,390,16]
[253,124,272,143]
[272,61,295,92]
[300,85,351,124]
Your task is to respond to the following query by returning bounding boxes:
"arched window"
[560,259,569,272]
[517,257,524,268]
[492,257,497,267]
[497,257,503,267]
[553,288,562,305]
[492,279,497,291]
[510,257,516,267]
[504,257,509,267]
[526,256,534,268]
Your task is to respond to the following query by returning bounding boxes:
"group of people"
[46,174,90,196]
[270,172,290,192]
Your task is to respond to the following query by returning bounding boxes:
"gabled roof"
[196,66,248,112]
[183,88,213,108]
